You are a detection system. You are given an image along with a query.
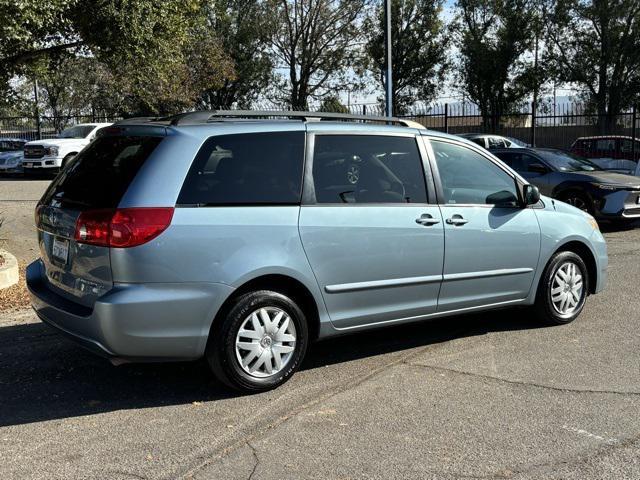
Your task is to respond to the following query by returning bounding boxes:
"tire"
[561,191,593,214]
[534,251,589,325]
[206,290,309,392]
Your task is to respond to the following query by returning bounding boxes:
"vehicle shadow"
[0,308,544,428]
[600,219,640,233]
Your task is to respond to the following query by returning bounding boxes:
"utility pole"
[384,0,393,118]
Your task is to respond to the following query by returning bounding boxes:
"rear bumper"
[27,260,234,361]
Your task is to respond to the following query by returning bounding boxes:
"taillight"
[74,208,174,248]
[35,204,43,228]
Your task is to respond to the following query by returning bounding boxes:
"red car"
[570,136,640,175]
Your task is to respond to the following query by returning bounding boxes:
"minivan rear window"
[177,131,304,205]
[41,135,163,209]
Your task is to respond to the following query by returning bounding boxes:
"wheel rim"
[550,261,584,316]
[566,196,589,212]
[235,307,297,378]
[346,165,360,184]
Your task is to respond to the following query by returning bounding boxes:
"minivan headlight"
[44,146,59,156]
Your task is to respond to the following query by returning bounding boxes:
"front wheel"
[562,191,593,214]
[206,290,309,392]
[534,251,589,325]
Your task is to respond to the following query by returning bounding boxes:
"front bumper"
[591,189,640,220]
[22,156,62,170]
[590,229,608,294]
[26,260,234,362]
[0,164,23,174]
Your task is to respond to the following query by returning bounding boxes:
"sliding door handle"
[446,214,468,226]
[416,214,441,226]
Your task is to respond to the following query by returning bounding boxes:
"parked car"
[27,112,607,392]
[22,123,112,175]
[0,138,27,175]
[493,147,640,221]
[457,133,529,150]
[570,136,640,175]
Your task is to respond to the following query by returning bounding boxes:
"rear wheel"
[534,251,589,325]
[206,290,308,392]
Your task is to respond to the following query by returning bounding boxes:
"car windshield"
[506,136,528,147]
[58,125,95,139]
[538,150,602,172]
[0,141,24,151]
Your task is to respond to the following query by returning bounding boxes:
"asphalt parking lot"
[1,178,640,479]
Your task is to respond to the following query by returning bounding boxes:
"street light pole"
[384,0,393,118]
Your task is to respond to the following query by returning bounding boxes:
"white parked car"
[22,123,112,174]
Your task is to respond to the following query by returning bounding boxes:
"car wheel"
[562,191,593,214]
[206,290,309,392]
[534,251,589,325]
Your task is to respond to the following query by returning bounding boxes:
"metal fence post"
[33,79,42,140]
[444,103,449,133]
[530,100,536,147]
[632,105,637,162]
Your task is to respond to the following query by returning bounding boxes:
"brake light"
[74,208,174,248]
[35,204,44,228]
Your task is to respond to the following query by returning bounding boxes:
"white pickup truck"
[22,123,112,174]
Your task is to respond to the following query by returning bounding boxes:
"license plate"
[52,237,69,264]
[23,163,32,167]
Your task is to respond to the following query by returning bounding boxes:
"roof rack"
[158,110,426,129]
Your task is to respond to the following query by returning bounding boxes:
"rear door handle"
[446,214,468,226]
[415,214,441,226]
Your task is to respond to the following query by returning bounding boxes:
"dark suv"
[570,136,640,174]
[494,147,640,221]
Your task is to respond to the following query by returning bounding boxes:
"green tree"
[365,0,448,114]
[318,95,349,112]
[546,0,640,131]
[200,0,275,109]
[0,0,234,115]
[271,0,368,110]
[454,0,543,128]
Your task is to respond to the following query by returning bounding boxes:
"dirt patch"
[0,261,30,311]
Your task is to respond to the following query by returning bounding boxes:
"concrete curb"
[0,250,19,289]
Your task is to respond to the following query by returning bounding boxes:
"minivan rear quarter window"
[41,135,163,209]
[178,131,305,205]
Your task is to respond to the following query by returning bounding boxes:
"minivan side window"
[178,131,304,205]
[311,135,428,204]
[431,140,519,206]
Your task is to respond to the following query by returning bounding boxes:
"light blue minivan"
[27,111,608,391]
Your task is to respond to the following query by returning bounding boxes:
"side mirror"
[523,184,541,206]
[528,163,548,174]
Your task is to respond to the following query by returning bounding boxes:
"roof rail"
[164,110,426,129]
[112,117,160,125]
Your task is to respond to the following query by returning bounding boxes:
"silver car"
[27,112,608,392]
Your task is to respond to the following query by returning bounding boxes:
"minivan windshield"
[41,135,163,209]
[538,149,602,172]
[58,125,96,139]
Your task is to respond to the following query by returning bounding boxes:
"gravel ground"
[1,177,639,479]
